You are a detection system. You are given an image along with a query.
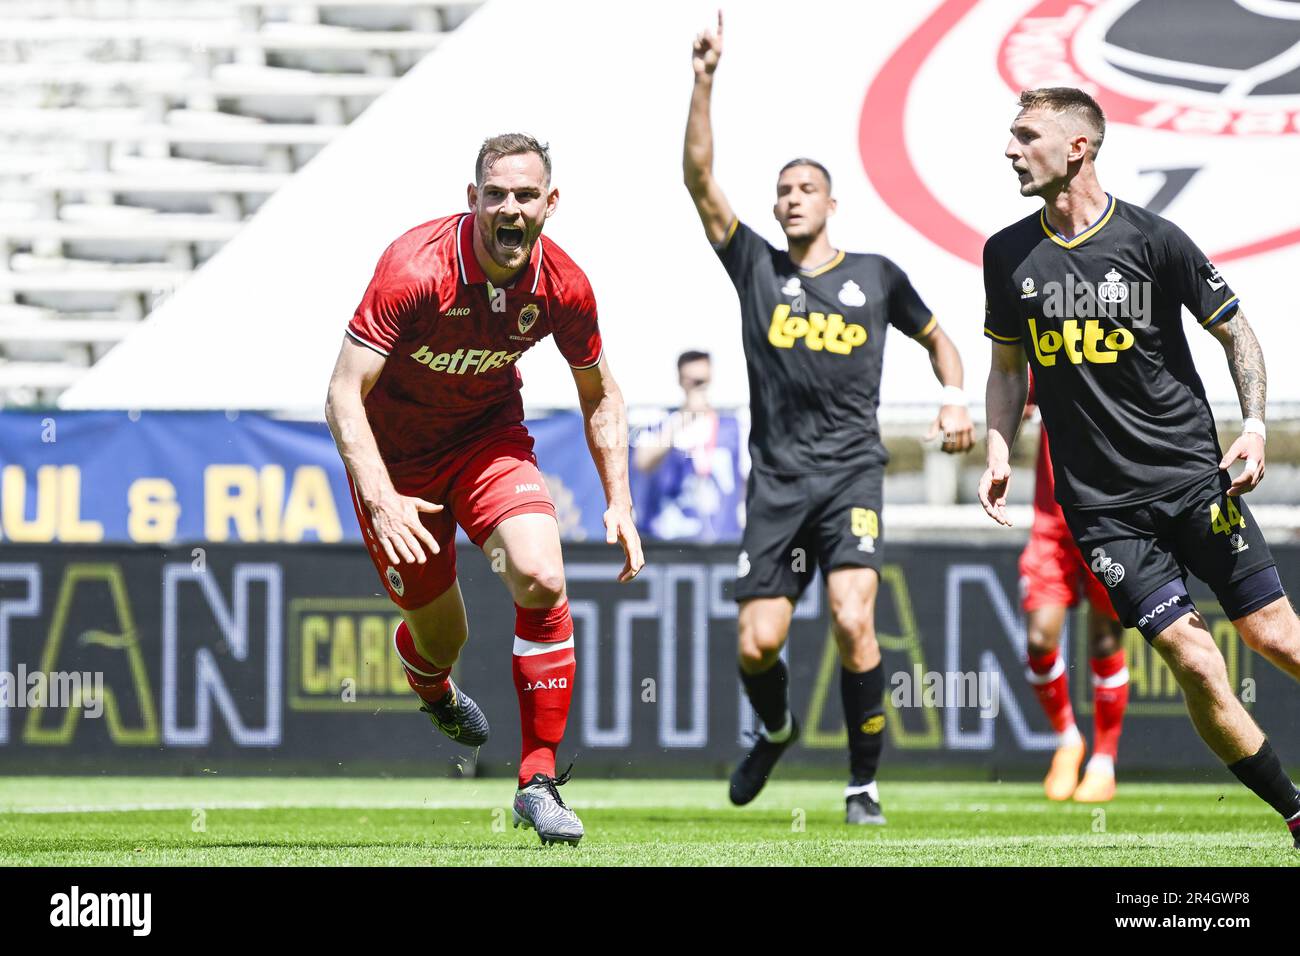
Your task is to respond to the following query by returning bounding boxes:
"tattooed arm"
[1207,309,1267,495]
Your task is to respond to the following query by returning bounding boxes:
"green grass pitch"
[1,777,1296,866]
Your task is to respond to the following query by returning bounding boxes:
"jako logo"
[522,678,568,692]
[1139,594,1183,629]
[50,886,151,936]
[410,346,523,375]
[515,483,541,493]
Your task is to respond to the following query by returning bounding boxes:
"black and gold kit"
[984,195,1280,633]
[718,219,936,601]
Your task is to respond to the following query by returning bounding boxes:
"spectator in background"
[632,350,743,542]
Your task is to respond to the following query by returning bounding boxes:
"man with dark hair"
[634,349,741,542]
[779,157,832,191]
[677,349,711,370]
[325,132,644,847]
[684,12,974,824]
[981,87,1300,847]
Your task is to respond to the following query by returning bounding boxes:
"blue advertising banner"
[0,411,745,545]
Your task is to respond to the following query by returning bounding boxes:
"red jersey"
[347,214,603,479]
[1027,376,1069,539]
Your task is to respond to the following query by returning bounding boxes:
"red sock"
[393,620,451,705]
[512,601,575,786]
[1026,647,1075,735]
[1090,649,1129,761]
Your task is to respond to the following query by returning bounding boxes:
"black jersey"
[983,195,1241,511]
[717,220,936,475]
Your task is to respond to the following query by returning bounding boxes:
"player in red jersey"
[1020,378,1127,803]
[325,133,644,846]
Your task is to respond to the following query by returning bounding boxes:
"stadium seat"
[0,219,244,269]
[235,1,474,34]
[0,0,481,406]
[0,317,135,344]
[57,123,339,172]
[30,170,291,219]
[138,68,397,124]
[0,269,190,323]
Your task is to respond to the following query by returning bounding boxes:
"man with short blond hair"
[980,87,1300,847]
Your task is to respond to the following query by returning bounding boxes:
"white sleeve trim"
[346,327,390,357]
[568,347,603,371]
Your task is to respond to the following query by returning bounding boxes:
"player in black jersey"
[980,87,1300,848]
[684,12,974,823]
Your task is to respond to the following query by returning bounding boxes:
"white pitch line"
[0,799,628,814]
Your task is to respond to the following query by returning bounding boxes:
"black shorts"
[734,464,884,603]
[1060,468,1277,630]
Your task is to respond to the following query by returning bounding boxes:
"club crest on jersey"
[781,276,802,296]
[859,0,1300,271]
[385,566,404,597]
[518,303,540,335]
[1097,268,1129,305]
[1020,277,1036,299]
[838,279,867,307]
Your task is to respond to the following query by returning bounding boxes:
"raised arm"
[978,340,1030,526]
[325,336,441,564]
[683,10,736,246]
[1207,309,1268,495]
[916,324,975,453]
[572,354,645,582]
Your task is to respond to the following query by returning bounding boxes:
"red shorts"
[1018,530,1119,620]
[347,424,556,610]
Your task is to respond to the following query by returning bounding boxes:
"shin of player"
[512,601,576,784]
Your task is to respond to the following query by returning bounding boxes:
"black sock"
[1227,739,1300,819]
[842,664,886,786]
[740,659,789,734]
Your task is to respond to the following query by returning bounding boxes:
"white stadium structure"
[3,0,1300,429]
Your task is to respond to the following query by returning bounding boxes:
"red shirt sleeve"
[347,239,429,356]
[552,267,603,369]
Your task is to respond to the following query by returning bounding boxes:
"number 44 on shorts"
[1210,498,1246,536]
